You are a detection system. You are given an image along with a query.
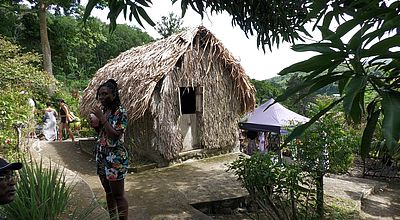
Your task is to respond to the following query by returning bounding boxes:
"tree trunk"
[38,0,52,76]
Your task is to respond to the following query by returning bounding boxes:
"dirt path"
[361,182,400,219]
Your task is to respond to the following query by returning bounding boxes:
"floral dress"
[96,106,129,181]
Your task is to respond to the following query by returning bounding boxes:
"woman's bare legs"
[58,123,64,142]
[58,123,75,142]
[100,176,128,220]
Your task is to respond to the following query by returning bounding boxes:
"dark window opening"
[180,87,196,114]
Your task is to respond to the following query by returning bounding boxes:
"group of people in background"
[240,130,294,165]
[240,130,281,155]
[40,99,80,143]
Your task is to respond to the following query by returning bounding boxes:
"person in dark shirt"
[57,99,76,143]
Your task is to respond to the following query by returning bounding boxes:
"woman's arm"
[53,109,58,117]
[100,116,123,140]
[91,107,125,140]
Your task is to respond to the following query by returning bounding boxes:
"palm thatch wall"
[80,26,255,164]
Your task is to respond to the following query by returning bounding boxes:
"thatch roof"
[80,26,256,121]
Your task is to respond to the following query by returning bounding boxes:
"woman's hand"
[90,107,105,123]
[89,113,100,128]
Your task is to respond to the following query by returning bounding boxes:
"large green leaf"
[368,51,400,67]
[303,59,345,82]
[361,15,400,46]
[135,0,151,7]
[275,79,315,103]
[381,90,400,153]
[307,74,346,96]
[279,52,346,75]
[343,75,368,116]
[83,0,98,22]
[131,5,143,28]
[136,5,155,26]
[334,18,364,41]
[348,23,373,51]
[293,73,347,103]
[361,102,380,161]
[292,43,336,53]
[307,0,329,29]
[361,35,400,58]
[349,90,365,124]
[317,26,345,50]
[337,71,353,95]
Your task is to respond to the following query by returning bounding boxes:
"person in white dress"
[42,102,58,141]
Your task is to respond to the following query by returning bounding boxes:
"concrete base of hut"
[78,138,239,172]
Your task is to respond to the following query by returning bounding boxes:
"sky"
[86,0,317,80]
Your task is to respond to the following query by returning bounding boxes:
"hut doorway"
[178,87,203,151]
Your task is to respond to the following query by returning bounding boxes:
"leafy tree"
[155,12,186,38]
[283,74,316,117]
[0,10,153,90]
[1,0,81,75]
[289,106,359,217]
[49,15,107,86]
[97,23,154,67]
[0,37,55,152]
[276,0,400,162]
[83,0,310,50]
[250,79,282,105]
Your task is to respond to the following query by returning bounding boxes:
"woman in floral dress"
[90,79,129,220]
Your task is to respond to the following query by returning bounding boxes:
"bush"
[228,153,318,219]
[290,111,358,174]
[0,156,73,219]
[0,36,55,153]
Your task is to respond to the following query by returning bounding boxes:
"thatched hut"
[80,26,255,165]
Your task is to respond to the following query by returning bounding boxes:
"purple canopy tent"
[239,98,309,134]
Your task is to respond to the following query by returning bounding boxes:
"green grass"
[324,195,359,220]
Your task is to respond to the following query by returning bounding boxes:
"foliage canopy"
[83,0,311,50]
[276,0,400,159]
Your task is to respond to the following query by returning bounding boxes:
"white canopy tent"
[239,98,309,134]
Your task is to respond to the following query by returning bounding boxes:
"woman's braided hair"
[96,79,121,113]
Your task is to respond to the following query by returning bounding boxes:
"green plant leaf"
[136,5,156,26]
[307,74,346,96]
[343,75,367,115]
[135,0,151,7]
[361,106,380,161]
[279,52,346,76]
[348,23,373,51]
[337,71,353,95]
[382,90,400,153]
[292,43,336,53]
[274,80,314,103]
[83,0,99,22]
[361,35,400,58]
[282,98,344,147]
[349,90,364,124]
[130,5,143,28]
[180,0,189,17]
